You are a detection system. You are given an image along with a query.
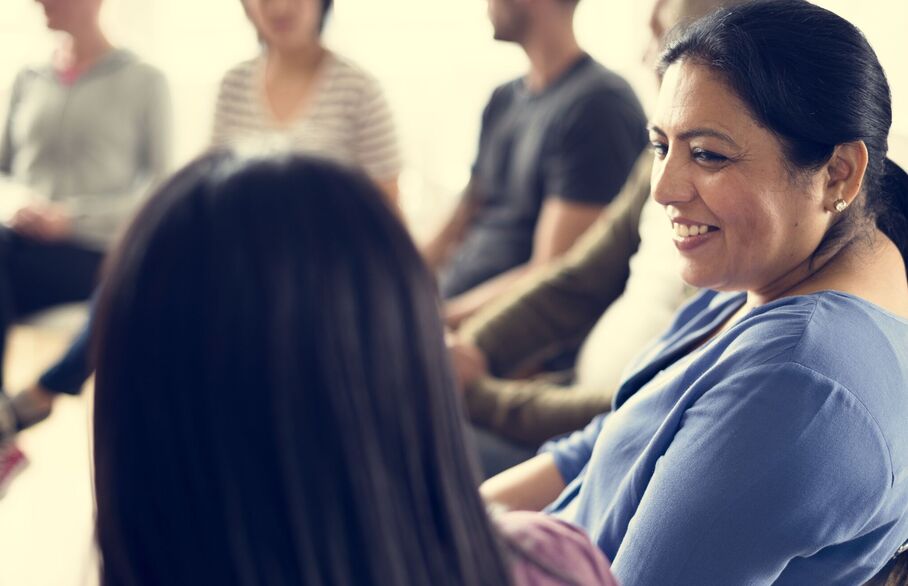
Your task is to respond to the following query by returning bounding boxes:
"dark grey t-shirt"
[440,54,646,298]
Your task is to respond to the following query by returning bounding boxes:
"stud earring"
[834,198,848,213]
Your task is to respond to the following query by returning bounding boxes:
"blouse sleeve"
[609,362,892,586]
[353,76,401,183]
[540,412,609,485]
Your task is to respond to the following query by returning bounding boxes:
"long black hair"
[93,153,513,586]
[659,0,908,277]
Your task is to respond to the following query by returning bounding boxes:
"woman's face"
[34,0,101,33]
[243,0,323,51]
[649,61,833,297]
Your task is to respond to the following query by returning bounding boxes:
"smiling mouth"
[672,222,719,239]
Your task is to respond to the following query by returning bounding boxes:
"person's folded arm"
[480,410,610,511]
[465,376,615,446]
[444,196,606,328]
[480,453,565,512]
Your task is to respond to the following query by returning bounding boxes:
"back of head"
[93,153,511,586]
[659,0,908,275]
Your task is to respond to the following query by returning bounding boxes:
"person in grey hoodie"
[0,0,170,449]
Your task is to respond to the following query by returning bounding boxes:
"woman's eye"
[649,141,668,158]
[691,148,729,165]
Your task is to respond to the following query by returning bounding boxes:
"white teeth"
[672,222,713,238]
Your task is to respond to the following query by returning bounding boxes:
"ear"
[824,141,869,211]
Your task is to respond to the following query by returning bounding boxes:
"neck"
[736,230,908,324]
[743,255,843,313]
[522,18,583,92]
[60,23,112,71]
[267,44,326,78]
[746,229,894,309]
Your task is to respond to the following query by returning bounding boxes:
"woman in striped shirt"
[216,0,402,204]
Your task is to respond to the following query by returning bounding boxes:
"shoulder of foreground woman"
[497,510,619,586]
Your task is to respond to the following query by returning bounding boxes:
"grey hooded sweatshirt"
[0,48,171,249]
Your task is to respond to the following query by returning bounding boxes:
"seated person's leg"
[36,301,94,396]
[5,235,102,317]
[0,232,101,427]
[7,300,95,433]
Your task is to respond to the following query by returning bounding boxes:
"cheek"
[298,4,322,35]
[734,189,817,266]
[304,0,322,21]
[701,193,779,276]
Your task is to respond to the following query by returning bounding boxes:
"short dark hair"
[659,0,908,275]
[93,153,514,586]
[319,0,333,30]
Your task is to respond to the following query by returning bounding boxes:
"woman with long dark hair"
[92,153,615,586]
[484,1,908,584]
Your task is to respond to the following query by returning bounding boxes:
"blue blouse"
[544,290,908,585]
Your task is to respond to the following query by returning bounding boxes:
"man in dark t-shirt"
[423,0,647,327]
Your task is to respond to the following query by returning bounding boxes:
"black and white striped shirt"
[211,52,401,182]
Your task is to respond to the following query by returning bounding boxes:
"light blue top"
[544,290,908,585]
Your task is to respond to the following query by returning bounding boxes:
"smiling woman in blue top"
[481,1,908,584]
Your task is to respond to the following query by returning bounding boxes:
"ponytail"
[875,158,908,277]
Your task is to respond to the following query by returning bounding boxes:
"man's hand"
[446,330,490,392]
[9,202,73,242]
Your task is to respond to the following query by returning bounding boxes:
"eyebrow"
[647,125,740,148]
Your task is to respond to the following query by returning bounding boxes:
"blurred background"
[4,0,905,236]
[0,1,906,584]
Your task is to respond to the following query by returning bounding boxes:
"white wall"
[1,0,907,232]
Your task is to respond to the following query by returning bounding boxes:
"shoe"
[0,388,53,443]
[10,389,53,431]
[0,392,17,442]
[0,442,28,499]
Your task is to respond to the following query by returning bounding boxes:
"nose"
[650,147,696,207]
[264,0,292,13]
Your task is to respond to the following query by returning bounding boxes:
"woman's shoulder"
[324,52,387,97]
[733,291,908,371]
[706,291,908,468]
[326,52,376,80]
[100,51,169,98]
[496,511,618,586]
[217,57,259,92]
